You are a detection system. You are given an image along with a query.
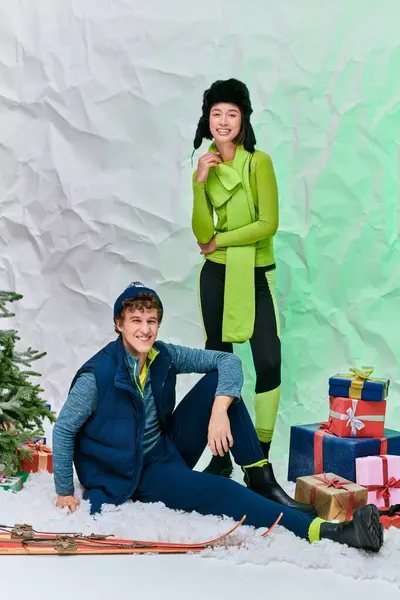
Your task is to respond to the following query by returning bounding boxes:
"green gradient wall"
[226,2,400,459]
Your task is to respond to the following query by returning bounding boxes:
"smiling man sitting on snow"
[52,282,384,552]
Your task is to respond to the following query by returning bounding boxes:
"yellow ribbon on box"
[336,366,385,400]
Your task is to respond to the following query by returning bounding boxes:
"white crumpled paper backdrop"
[1,0,399,459]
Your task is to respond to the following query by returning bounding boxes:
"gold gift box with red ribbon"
[20,439,53,474]
[294,473,368,521]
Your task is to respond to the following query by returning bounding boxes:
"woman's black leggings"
[199,259,281,442]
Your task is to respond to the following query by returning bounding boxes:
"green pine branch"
[0,291,23,319]
[13,348,47,367]
[0,291,55,475]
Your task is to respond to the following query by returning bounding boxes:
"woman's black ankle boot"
[203,452,233,478]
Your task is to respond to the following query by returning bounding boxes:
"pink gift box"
[356,455,400,509]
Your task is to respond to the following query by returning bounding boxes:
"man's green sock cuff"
[242,459,268,469]
[308,518,325,543]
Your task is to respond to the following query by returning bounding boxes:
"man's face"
[116,307,159,355]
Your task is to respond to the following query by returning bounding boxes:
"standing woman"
[192,79,281,479]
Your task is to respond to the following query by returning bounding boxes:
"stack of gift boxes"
[0,403,54,494]
[288,367,400,528]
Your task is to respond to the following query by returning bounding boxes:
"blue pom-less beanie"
[113,282,163,319]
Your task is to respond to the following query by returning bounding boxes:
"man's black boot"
[244,462,317,515]
[320,504,384,552]
[203,452,233,478]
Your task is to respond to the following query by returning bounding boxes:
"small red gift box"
[20,440,53,474]
[379,505,400,530]
[325,397,386,438]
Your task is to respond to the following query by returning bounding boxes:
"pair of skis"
[0,513,282,555]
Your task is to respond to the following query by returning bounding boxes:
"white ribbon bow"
[345,400,365,436]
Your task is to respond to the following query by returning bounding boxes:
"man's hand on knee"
[208,395,235,456]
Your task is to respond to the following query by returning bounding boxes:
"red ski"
[0,516,245,555]
[0,512,282,555]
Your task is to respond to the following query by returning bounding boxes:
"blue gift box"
[288,423,400,483]
[329,374,389,402]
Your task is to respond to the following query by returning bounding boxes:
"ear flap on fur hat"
[193,115,212,150]
[243,123,256,154]
[193,79,256,153]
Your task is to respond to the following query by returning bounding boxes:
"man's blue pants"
[134,372,313,540]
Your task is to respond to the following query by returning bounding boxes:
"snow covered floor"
[1,470,400,597]
[3,553,400,600]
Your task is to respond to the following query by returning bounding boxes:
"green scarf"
[206,143,256,342]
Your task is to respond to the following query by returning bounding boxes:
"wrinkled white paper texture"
[1,1,399,458]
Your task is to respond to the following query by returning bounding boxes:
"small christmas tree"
[0,291,55,475]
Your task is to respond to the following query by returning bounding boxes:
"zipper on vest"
[156,364,172,422]
[114,379,145,497]
[133,362,144,399]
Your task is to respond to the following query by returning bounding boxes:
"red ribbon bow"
[377,477,400,501]
[315,475,348,490]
